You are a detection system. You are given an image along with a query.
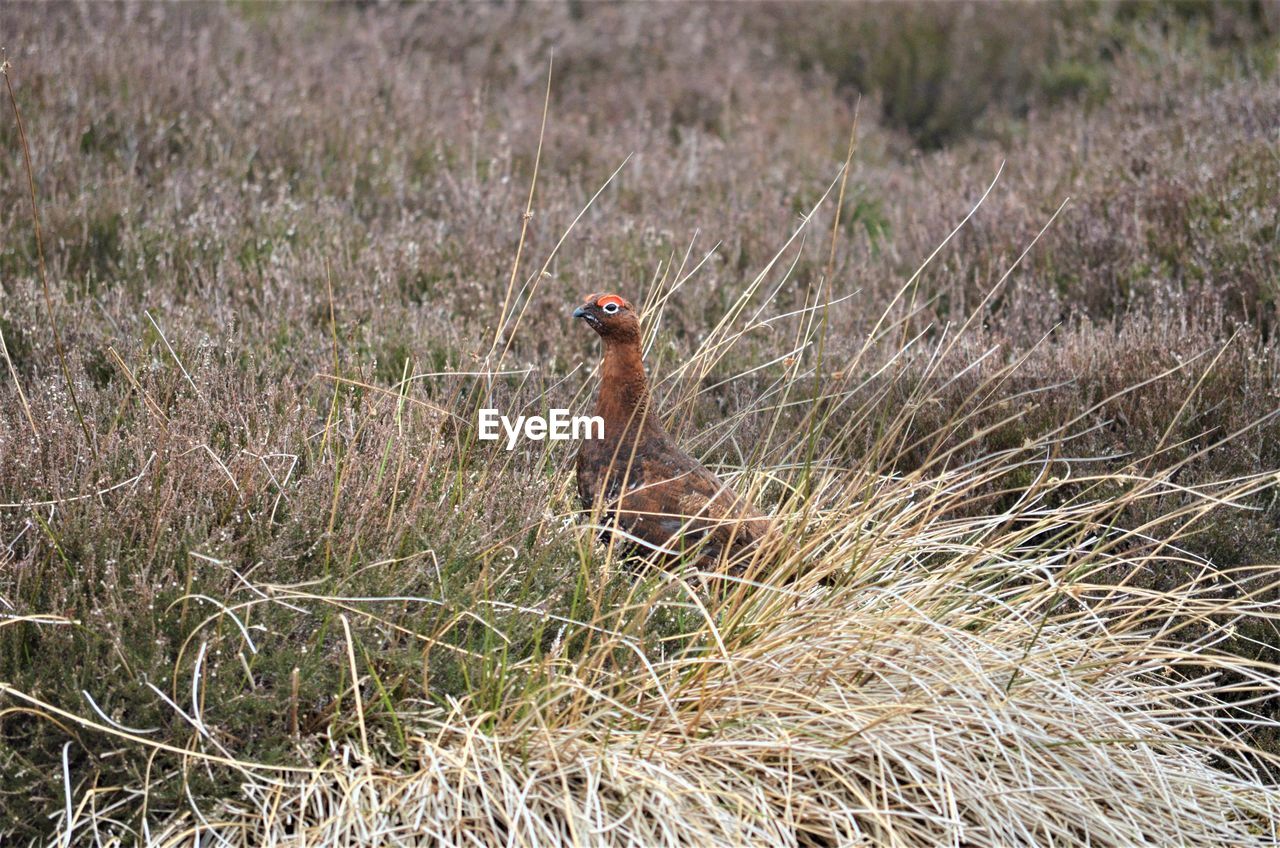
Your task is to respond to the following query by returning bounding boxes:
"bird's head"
[572,293,640,344]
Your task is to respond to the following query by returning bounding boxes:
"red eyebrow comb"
[597,294,626,309]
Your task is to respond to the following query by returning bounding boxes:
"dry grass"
[6,313,1279,842]
[2,3,1279,845]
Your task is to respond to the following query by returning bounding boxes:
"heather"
[1,3,1278,844]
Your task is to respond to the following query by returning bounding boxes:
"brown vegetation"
[1,2,1278,843]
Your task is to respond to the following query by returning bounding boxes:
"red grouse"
[573,292,768,574]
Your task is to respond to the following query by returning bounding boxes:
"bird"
[572,292,769,575]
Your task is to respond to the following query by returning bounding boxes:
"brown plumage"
[573,292,768,573]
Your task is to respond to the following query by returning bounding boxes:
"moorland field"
[2,3,1279,845]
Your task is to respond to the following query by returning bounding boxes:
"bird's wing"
[612,445,767,560]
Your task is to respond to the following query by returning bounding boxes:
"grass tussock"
[2,2,1279,845]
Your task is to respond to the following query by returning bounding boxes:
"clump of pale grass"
[21,459,1277,846]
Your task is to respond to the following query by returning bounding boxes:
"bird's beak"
[572,305,588,319]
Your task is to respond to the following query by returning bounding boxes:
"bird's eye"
[602,302,620,314]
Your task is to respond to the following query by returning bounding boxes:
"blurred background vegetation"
[774,1,1277,149]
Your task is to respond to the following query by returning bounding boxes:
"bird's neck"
[596,339,659,442]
